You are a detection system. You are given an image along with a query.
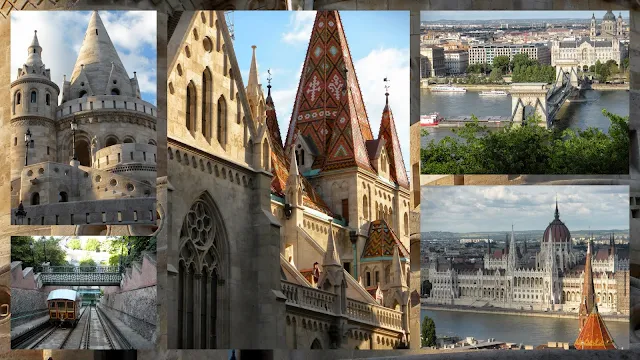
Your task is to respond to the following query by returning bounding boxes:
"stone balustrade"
[346,299,403,332]
[281,280,336,315]
[94,143,157,171]
[57,94,157,119]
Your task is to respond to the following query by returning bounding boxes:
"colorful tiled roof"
[362,219,409,259]
[378,98,409,189]
[574,311,617,350]
[266,88,333,216]
[285,11,374,173]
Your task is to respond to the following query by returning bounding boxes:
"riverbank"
[592,83,629,90]
[420,83,629,91]
[421,304,629,322]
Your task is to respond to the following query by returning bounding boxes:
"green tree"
[421,316,437,347]
[67,238,81,250]
[79,257,97,272]
[488,68,503,83]
[11,236,68,268]
[421,110,628,174]
[589,65,596,73]
[107,236,157,270]
[492,55,510,74]
[623,58,629,72]
[84,238,101,252]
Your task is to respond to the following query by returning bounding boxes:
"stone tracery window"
[202,68,212,140]
[177,193,226,349]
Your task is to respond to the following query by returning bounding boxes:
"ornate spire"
[579,239,596,331]
[285,11,374,172]
[323,223,341,267]
[266,68,272,99]
[378,77,409,189]
[508,224,516,271]
[26,30,44,68]
[554,196,560,220]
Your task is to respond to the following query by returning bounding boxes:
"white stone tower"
[590,13,597,38]
[617,13,624,37]
[10,30,60,184]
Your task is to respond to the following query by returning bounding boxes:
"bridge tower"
[554,59,580,88]
[510,83,548,127]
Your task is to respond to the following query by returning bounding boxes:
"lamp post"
[42,237,47,264]
[70,118,78,161]
[24,129,32,166]
[14,201,26,225]
[29,243,35,268]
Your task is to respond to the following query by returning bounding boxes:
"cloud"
[11,11,156,104]
[282,11,316,44]
[421,185,629,232]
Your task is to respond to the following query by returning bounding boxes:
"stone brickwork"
[100,285,157,342]
[10,287,48,328]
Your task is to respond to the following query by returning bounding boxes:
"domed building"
[590,10,625,39]
[427,200,629,316]
[9,11,157,231]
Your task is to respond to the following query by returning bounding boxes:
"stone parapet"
[95,143,157,171]
[57,94,156,119]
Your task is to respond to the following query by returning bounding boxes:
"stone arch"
[310,338,322,349]
[13,90,21,114]
[510,84,548,126]
[105,135,119,147]
[123,136,136,144]
[31,192,40,205]
[177,191,229,349]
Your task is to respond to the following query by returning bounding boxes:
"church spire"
[323,223,341,267]
[285,11,374,172]
[248,45,260,93]
[508,224,516,271]
[579,239,596,331]
[554,196,560,220]
[378,78,409,189]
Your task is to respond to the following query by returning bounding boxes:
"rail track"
[12,306,130,350]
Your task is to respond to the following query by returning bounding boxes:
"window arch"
[16,91,21,105]
[229,69,235,100]
[79,90,87,98]
[177,192,228,349]
[30,90,37,103]
[46,93,51,106]
[186,81,197,131]
[363,195,369,220]
[111,88,120,95]
[59,192,68,202]
[105,136,119,147]
[123,137,135,144]
[202,68,212,139]
[403,212,409,236]
[31,192,40,205]
[217,96,227,147]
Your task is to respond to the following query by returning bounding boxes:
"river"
[421,308,630,349]
[421,89,629,145]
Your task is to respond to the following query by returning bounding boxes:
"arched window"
[59,192,68,202]
[217,96,227,147]
[111,88,120,95]
[229,69,235,100]
[366,272,371,287]
[403,212,409,236]
[105,136,118,147]
[178,193,227,349]
[363,195,369,220]
[45,93,51,106]
[123,137,134,144]
[236,94,241,124]
[262,140,269,171]
[186,81,197,131]
[202,68,212,139]
[16,92,21,105]
[30,91,37,103]
[79,90,87,98]
[31,192,40,205]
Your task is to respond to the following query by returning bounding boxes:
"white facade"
[444,50,468,75]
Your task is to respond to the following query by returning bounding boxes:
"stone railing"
[281,280,336,315]
[346,299,403,332]
[57,94,157,119]
[95,143,157,171]
[39,265,121,273]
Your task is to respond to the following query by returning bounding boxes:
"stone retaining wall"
[99,285,157,342]
[10,288,48,328]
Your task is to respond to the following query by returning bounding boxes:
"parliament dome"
[542,201,571,243]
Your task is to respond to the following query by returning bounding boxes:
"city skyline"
[421,11,630,22]
[421,186,628,233]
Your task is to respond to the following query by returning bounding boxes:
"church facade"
[9,11,158,231]
[165,10,413,350]
[426,202,629,316]
[551,11,628,69]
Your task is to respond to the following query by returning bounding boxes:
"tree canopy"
[67,238,81,250]
[421,110,628,174]
[421,316,437,348]
[11,236,68,269]
[106,236,157,269]
[83,238,101,252]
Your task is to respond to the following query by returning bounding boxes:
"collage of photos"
[0,2,636,360]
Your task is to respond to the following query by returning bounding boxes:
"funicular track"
[12,305,131,350]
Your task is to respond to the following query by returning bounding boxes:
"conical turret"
[65,11,135,101]
[579,239,596,331]
[26,31,43,69]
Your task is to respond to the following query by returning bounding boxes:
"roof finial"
[384,77,390,106]
[267,68,272,97]
[554,194,559,220]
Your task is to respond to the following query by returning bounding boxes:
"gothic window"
[366,272,371,287]
[16,92,21,105]
[236,94,241,124]
[79,90,87,98]
[111,88,120,95]
[46,93,51,106]
[31,192,40,205]
[178,193,227,349]
[105,136,118,147]
[59,192,68,202]
[217,96,227,148]
[202,68,212,140]
[363,195,368,220]
[403,212,409,236]
[229,69,235,100]
[186,81,197,131]
[30,91,36,103]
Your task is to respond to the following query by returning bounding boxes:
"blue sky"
[422,11,630,21]
[11,11,157,105]
[421,186,629,233]
[232,11,410,171]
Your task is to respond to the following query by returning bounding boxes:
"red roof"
[378,100,409,189]
[362,219,409,259]
[574,312,617,350]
